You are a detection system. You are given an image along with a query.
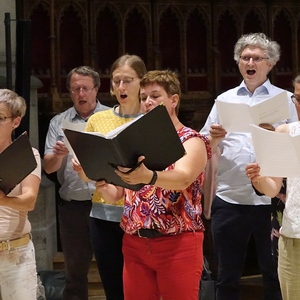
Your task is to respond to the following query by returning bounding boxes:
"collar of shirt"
[237,79,270,97]
[70,100,102,122]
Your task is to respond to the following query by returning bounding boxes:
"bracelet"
[148,170,158,185]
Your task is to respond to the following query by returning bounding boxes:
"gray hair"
[234,33,280,65]
[66,66,101,90]
[0,89,26,118]
[293,75,300,86]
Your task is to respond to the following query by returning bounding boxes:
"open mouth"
[247,70,256,75]
[120,94,127,99]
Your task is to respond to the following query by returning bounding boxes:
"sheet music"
[250,124,300,177]
[216,91,290,132]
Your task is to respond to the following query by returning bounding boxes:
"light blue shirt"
[44,101,110,201]
[200,79,298,205]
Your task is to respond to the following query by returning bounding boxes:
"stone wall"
[29,174,57,271]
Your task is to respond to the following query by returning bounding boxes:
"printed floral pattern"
[120,127,211,235]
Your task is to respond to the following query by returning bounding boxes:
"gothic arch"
[95,4,120,76]
[272,8,293,88]
[123,4,149,24]
[57,3,86,91]
[28,1,51,93]
[123,5,149,64]
[27,0,49,18]
[158,5,183,72]
[216,8,239,91]
[186,6,210,27]
[185,7,209,91]
[243,7,266,33]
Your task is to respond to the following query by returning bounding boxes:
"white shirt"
[281,122,300,238]
[200,79,298,205]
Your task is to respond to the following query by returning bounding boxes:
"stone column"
[0,1,16,77]
[29,175,57,271]
[28,77,57,271]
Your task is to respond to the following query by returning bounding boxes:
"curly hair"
[234,32,280,65]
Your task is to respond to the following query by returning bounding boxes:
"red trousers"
[122,231,204,300]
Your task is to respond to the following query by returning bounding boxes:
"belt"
[0,233,31,251]
[135,229,165,238]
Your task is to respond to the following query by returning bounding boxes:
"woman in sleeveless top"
[246,121,300,300]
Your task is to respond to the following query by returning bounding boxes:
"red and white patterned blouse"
[120,126,212,235]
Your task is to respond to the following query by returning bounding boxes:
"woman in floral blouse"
[96,70,211,300]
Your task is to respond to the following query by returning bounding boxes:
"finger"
[122,176,131,183]
[138,156,145,162]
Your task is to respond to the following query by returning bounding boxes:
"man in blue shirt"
[201,33,298,300]
[44,66,110,300]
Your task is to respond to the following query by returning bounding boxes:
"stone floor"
[240,275,263,300]
[88,275,263,300]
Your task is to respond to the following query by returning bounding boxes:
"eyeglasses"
[239,56,270,63]
[69,86,96,94]
[0,116,12,125]
[111,77,136,87]
[291,94,300,104]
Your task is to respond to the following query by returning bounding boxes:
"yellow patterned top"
[85,106,140,206]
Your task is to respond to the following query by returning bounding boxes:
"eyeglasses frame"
[0,116,13,126]
[291,94,300,105]
[69,85,97,95]
[239,56,270,63]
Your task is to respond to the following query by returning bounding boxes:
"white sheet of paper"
[250,124,300,177]
[216,91,290,132]
[61,120,86,156]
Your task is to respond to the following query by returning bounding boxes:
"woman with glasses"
[0,89,41,299]
[74,54,147,300]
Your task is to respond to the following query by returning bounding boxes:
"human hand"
[209,124,227,139]
[245,162,262,182]
[259,123,275,131]
[72,157,83,172]
[53,140,69,158]
[95,179,108,191]
[116,156,152,185]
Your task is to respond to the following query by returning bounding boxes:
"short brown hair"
[140,70,181,114]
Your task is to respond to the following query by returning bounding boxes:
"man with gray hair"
[201,33,298,300]
[44,66,110,300]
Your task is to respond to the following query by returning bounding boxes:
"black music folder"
[0,132,37,195]
[64,105,186,190]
